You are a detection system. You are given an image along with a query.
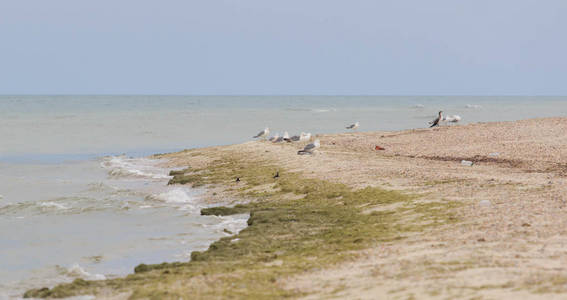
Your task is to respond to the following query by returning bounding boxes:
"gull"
[253,127,270,139]
[290,132,310,142]
[346,122,359,130]
[269,133,279,142]
[282,131,291,142]
[443,115,461,123]
[297,139,320,155]
[429,111,443,128]
[299,132,311,141]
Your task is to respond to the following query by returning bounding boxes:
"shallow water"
[0,156,248,298]
[0,95,566,298]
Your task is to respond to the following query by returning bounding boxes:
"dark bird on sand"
[273,171,279,179]
[235,177,240,182]
[429,111,443,128]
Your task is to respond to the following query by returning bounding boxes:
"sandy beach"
[25,117,567,299]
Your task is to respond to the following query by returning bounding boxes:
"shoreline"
[25,117,567,299]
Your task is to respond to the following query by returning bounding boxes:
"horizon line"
[1,94,566,97]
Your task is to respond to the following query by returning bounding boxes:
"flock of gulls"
[253,111,461,155]
[252,127,320,155]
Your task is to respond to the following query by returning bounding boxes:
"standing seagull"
[346,122,360,130]
[282,131,291,142]
[253,127,270,139]
[299,132,311,141]
[297,139,320,155]
[443,115,461,123]
[269,133,279,142]
[429,111,443,128]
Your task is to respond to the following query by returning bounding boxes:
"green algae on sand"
[24,151,460,299]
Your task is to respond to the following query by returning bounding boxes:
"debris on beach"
[479,200,491,208]
[375,145,386,151]
[488,152,500,157]
[461,160,474,166]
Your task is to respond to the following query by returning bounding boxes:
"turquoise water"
[0,96,566,298]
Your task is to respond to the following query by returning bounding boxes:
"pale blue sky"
[1,0,566,95]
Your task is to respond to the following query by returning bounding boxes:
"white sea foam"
[62,264,106,281]
[312,107,337,113]
[39,201,70,210]
[146,187,201,212]
[101,156,171,179]
[465,104,483,109]
[158,188,193,203]
[206,214,249,236]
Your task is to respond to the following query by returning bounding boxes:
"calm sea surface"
[0,96,566,298]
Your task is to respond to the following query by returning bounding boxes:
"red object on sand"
[375,145,385,151]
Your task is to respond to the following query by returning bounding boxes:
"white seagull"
[253,127,270,139]
[269,132,279,142]
[298,139,320,155]
[443,115,461,123]
[282,131,291,142]
[299,132,311,141]
[346,122,360,130]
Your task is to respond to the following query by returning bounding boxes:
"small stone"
[522,223,531,227]
[478,238,486,242]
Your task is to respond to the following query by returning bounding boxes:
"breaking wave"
[100,156,171,179]
[57,264,106,281]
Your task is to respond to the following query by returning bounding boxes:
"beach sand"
[27,117,567,299]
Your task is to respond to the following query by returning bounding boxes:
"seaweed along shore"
[24,139,460,299]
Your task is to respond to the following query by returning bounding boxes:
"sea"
[0,95,566,298]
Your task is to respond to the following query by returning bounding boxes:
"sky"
[0,0,566,95]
